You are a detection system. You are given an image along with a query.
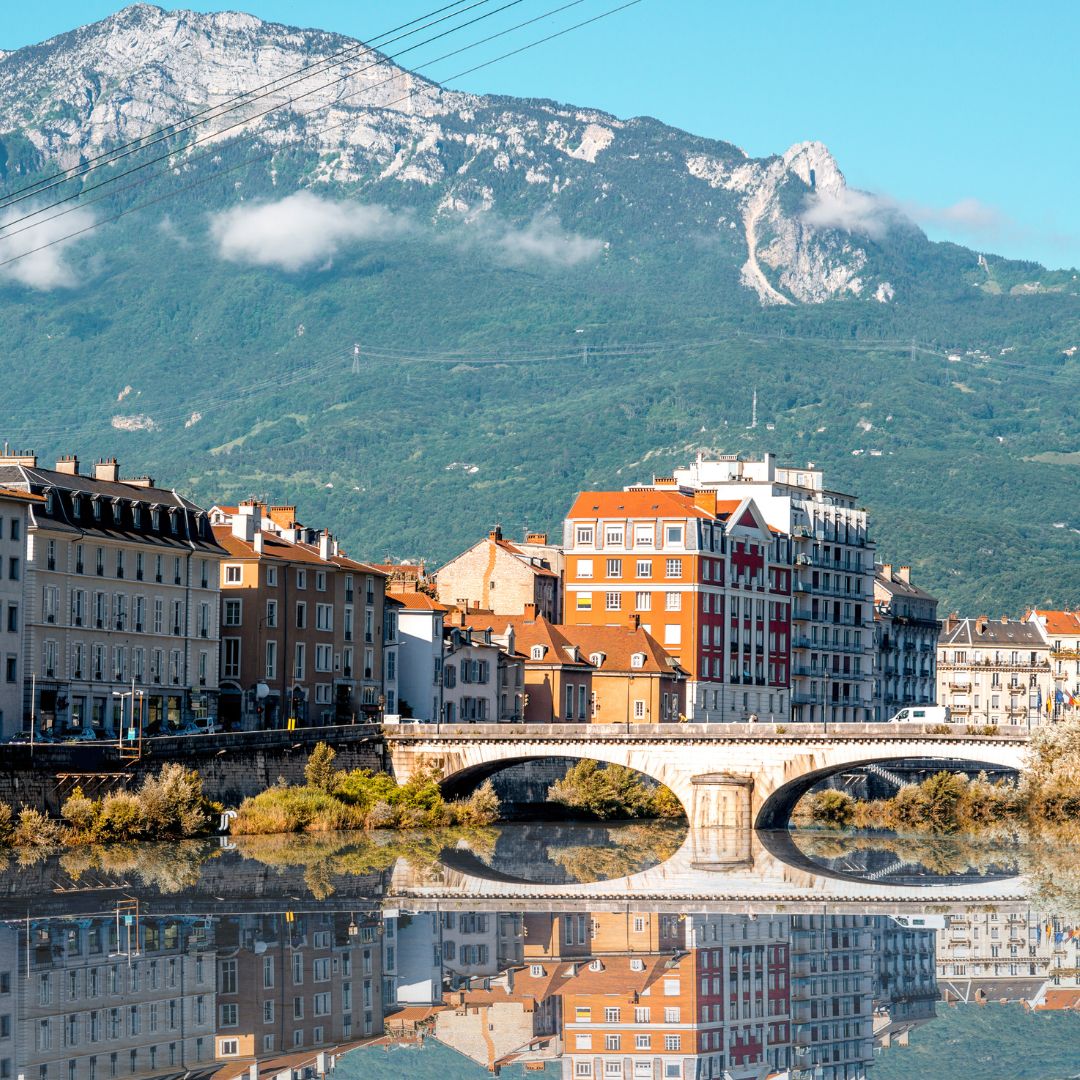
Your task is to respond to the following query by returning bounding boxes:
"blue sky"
[5,1,1079,268]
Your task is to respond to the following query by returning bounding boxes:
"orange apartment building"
[210,502,387,727]
[562,490,791,723]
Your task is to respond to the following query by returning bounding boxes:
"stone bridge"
[384,722,1030,829]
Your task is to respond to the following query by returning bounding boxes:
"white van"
[887,706,951,724]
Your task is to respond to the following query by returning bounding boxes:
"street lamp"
[112,678,144,756]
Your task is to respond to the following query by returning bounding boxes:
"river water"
[3,822,1079,1080]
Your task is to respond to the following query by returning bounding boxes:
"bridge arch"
[384,724,1030,831]
[754,755,1023,830]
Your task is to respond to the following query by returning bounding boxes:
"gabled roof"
[461,612,590,667]
[1028,609,1080,636]
[558,624,685,676]
[213,525,332,566]
[875,567,938,602]
[391,590,449,612]
[566,489,719,521]
[940,617,1047,648]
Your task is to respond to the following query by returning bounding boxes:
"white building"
[654,454,876,723]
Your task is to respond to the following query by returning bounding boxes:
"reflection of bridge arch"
[386,723,1029,829]
[388,825,1028,911]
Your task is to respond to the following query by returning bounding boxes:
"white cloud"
[800,188,906,241]
[801,187,1038,250]
[209,191,412,271]
[0,204,97,290]
[480,214,602,268]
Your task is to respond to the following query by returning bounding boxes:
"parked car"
[887,706,951,724]
[176,717,217,736]
[67,727,99,742]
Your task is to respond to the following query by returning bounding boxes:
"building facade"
[0,452,224,738]
[872,563,940,722]
[562,489,791,722]
[653,454,876,723]
[936,615,1051,727]
[436,527,563,622]
[0,488,38,736]
[210,503,386,728]
[1027,609,1080,719]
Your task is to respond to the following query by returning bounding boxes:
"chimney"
[319,531,332,562]
[975,615,989,635]
[94,457,119,483]
[489,525,503,542]
[55,455,79,476]
[523,602,538,621]
[1001,615,1009,624]
[0,448,37,467]
[897,565,911,583]
[880,563,893,581]
[233,502,257,543]
[693,490,717,516]
[627,612,640,630]
[268,505,296,530]
[253,532,264,555]
[525,532,548,545]
[123,476,155,489]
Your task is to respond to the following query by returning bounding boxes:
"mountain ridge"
[0,5,1077,614]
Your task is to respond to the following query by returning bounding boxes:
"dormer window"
[44,490,54,514]
[92,498,102,521]
[132,505,142,529]
[590,652,605,668]
[152,509,161,531]
[630,653,645,669]
[588,959,604,972]
[72,495,81,517]
[530,645,546,661]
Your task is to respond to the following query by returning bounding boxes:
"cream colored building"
[872,563,939,722]
[0,452,224,738]
[1027,609,1080,719]
[936,615,1052,726]
[436,526,562,622]
[0,487,39,736]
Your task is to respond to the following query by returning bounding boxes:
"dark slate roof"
[939,617,1046,647]
[874,567,938,603]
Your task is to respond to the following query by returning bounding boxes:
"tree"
[305,743,338,793]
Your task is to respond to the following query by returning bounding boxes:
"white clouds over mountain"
[0,204,97,290]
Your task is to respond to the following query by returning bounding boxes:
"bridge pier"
[687,772,754,830]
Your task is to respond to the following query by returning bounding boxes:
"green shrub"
[12,807,63,848]
[0,803,15,844]
[305,743,339,793]
[95,792,148,841]
[139,765,211,837]
[806,789,856,828]
[60,786,98,837]
[548,761,674,820]
[449,780,501,826]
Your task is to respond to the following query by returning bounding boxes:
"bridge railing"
[382,721,1032,741]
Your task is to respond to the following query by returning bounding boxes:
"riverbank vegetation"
[798,720,1080,833]
[231,743,500,834]
[547,761,685,821]
[0,764,215,849]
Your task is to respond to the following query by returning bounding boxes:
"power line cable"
[0,0,638,270]
[0,0,482,210]
[0,0,534,236]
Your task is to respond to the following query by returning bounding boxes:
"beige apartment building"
[210,502,387,727]
[436,526,563,622]
[937,615,1052,726]
[0,452,224,737]
[873,563,940,721]
[1027,609,1080,719]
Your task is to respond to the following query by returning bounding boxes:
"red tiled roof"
[212,525,331,565]
[391,591,449,611]
[559,623,684,675]
[0,486,45,504]
[567,490,721,521]
[1030,609,1080,635]
[461,612,591,666]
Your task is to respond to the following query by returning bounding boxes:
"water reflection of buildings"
[3,905,944,1080]
[376,908,940,1079]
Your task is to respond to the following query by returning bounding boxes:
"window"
[574,1035,592,1051]
[265,599,278,628]
[663,978,680,996]
[630,652,645,669]
[222,639,240,679]
[296,602,307,629]
[604,1007,621,1022]
[665,558,682,578]
[576,593,593,611]
[7,559,18,582]
[633,700,646,719]
[265,641,277,680]
[223,599,242,626]
[266,567,278,587]
[665,525,684,546]
[565,684,574,719]
[634,524,654,547]
[296,570,307,590]
[664,625,681,646]
[605,525,624,545]
[665,591,682,610]
[636,1034,651,1050]
[217,1039,238,1057]
[605,592,621,611]
[575,527,594,546]
[635,591,651,610]
[606,558,622,578]
[219,960,238,994]
[664,1035,681,1051]
[224,565,241,584]
[636,559,651,577]
[315,571,326,592]
[294,643,305,679]
[605,1035,621,1051]
[218,1004,238,1028]
[664,1007,680,1023]
[315,644,332,672]
[316,604,333,631]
